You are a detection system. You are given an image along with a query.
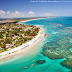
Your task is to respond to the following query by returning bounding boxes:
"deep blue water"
[0,17,72,72]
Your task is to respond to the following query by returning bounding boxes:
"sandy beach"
[18,18,46,24]
[0,19,45,61]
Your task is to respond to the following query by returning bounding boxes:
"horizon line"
[30,0,72,3]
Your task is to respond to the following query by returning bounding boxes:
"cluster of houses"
[6,42,16,49]
[0,22,39,51]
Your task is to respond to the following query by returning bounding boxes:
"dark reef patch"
[42,49,64,60]
[61,60,72,72]
[42,36,72,71]
[36,60,46,64]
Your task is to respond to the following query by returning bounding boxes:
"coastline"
[18,18,46,24]
[0,19,45,61]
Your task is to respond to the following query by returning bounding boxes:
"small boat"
[32,60,35,62]
[24,67,27,69]
[30,66,33,67]
[31,64,34,66]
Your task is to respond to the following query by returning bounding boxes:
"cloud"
[0,10,36,18]
[7,11,25,18]
[0,10,25,18]
[14,11,24,15]
[7,11,10,15]
[0,10,54,18]
[28,11,35,15]
[0,10,5,16]
[44,13,54,16]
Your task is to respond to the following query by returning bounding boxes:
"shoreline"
[18,18,46,24]
[0,19,45,61]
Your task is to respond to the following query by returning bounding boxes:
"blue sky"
[0,0,72,18]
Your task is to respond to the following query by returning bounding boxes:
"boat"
[24,67,27,69]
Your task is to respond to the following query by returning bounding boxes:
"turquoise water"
[69,48,72,52]
[0,17,72,72]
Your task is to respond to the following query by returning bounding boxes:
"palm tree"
[0,34,4,39]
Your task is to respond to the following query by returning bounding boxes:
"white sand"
[18,18,46,24]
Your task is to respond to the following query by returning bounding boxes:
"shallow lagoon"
[69,48,72,52]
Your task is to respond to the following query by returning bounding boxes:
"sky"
[0,0,72,18]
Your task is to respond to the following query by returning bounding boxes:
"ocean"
[0,16,72,72]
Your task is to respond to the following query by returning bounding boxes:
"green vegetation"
[0,22,40,52]
[44,33,48,37]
